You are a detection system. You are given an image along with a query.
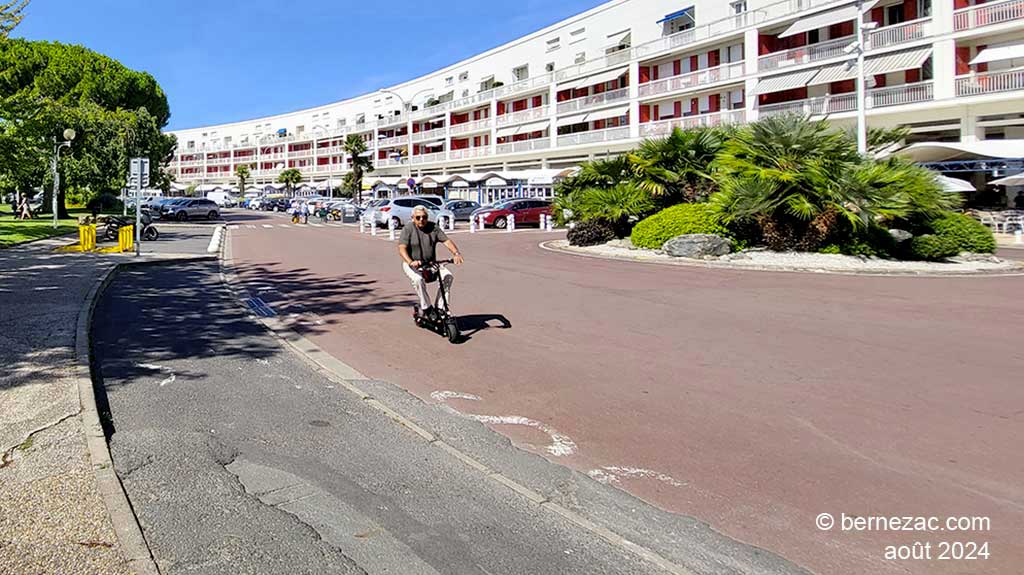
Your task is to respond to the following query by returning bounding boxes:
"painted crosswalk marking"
[262,224,274,228]
[228,225,239,230]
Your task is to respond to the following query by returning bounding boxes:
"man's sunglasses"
[414,215,428,221]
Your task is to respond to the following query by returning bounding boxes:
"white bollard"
[507,213,515,233]
[1016,229,1023,245]
[470,217,476,234]
[547,214,555,232]
[371,218,377,236]
[540,214,548,231]
[388,216,396,241]
[478,214,486,231]
[448,214,455,232]
[359,217,365,234]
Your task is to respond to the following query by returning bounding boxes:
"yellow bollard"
[119,225,134,252]
[87,225,96,251]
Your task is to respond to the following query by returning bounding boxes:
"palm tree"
[343,134,374,198]
[277,168,303,197]
[710,114,863,250]
[235,164,250,195]
[627,126,725,203]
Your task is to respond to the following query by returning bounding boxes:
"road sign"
[130,157,150,189]
[407,178,416,189]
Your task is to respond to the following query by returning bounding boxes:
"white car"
[371,197,455,228]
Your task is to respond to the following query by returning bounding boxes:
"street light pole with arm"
[51,128,76,229]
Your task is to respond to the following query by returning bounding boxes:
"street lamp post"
[51,128,76,229]
[852,1,878,156]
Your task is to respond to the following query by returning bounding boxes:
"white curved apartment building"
[167,0,1024,198]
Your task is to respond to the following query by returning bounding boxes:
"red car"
[472,198,553,229]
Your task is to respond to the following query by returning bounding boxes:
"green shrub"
[927,212,996,254]
[630,203,730,249]
[819,245,842,254]
[567,219,616,247]
[910,234,959,261]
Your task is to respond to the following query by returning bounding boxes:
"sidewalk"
[0,231,216,574]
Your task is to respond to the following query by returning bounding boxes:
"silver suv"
[371,197,455,228]
[161,198,220,221]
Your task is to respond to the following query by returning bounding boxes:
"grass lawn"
[0,204,89,248]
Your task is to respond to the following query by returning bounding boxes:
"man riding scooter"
[398,206,464,323]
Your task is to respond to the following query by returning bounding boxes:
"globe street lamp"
[51,128,76,229]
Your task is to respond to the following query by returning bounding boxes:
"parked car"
[262,198,290,212]
[472,198,552,229]
[414,195,445,208]
[371,197,455,228]
[444,200,481,221]
[161,198,220,221]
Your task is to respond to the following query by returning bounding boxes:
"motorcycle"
[412,259,460,344]
[104,214,159,241]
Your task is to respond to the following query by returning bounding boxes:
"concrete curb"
[218,231,695,575]
[76,266,161,575]
[540,239,1024,278]
[75,254,218,575]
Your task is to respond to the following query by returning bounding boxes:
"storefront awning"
[779,1,877,38]
[749,69,820,96]
[970,42,1024,65]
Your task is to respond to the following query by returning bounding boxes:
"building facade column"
[628,60,640,140]
[743,28,760,123]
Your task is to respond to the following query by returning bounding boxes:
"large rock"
[663,234,731,259]
[888,229,913,243]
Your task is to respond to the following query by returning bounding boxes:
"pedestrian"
[1015,191,1024,210]
[17,194,32,220]
[301,201,310,224]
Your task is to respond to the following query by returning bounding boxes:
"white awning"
[515,120,551,134]
[989,173,1024,187]
[865,46,931,75]
[749,69,820,96]
[423,141,444,149]
[557,112,590,126]
[779,1,877,38]
[935,174,975,193]
[566,66,628,90]
[970,42,1024,65]
[606,31,630,48]
[812,47,932,85]
[370,176,402,187]
[893,140,1024,163]
[449,180,470,188]
[495,125,519,138]
[586,105,630,123]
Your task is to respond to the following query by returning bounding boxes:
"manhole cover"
[309,420,330,428]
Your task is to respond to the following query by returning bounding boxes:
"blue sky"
[16,0,601,130]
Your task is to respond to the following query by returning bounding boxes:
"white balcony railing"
[496,137,551,155]
[376,114,408,127]
[377,158,406,168]
[759,81,934,117]
[759,35,852,72]
[449,147,492,160]
[412,127,446,142]
[557,126,631,147]
[639,62,745,97]
[289,148,314,158]
[411,101,452,120]
[315,146,344,156]
[556,87,630,114]
[639,110,746,137]
[450,117,493,135]
[867,17,932,50]
[377,134,410,147]
[410,151,447,164]
[954,0,1024,31]
[449,89,496,111]
[555,53,632,82]
[492,73,554,99]
[496,105,550,126]
[956,68,1024,97]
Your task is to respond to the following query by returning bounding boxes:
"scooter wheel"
[445,317,460,344]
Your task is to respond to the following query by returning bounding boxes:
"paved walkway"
[0,229,215,574]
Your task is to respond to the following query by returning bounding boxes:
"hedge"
[927,212,996,254]
[630,203,730,249]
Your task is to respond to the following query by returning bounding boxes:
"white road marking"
[430,390,577,457]
[262,224,274,228]
[246,225,256,229]
[587,467,685,487]
[228,225,239,230]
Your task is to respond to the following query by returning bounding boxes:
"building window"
[513,65,529,81]
[545,62,555,73]
[546,37,560,52]
[574,52,586,64]
[731,1,746,14]
[459,71,469,82]
[445,76,454,86]
[660,7,695,36]
[917,0,932,17]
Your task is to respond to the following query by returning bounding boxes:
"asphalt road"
[225,210,1024,575]
[92,261,804,575]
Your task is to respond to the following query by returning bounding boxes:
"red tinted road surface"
[227,211,1023,575]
